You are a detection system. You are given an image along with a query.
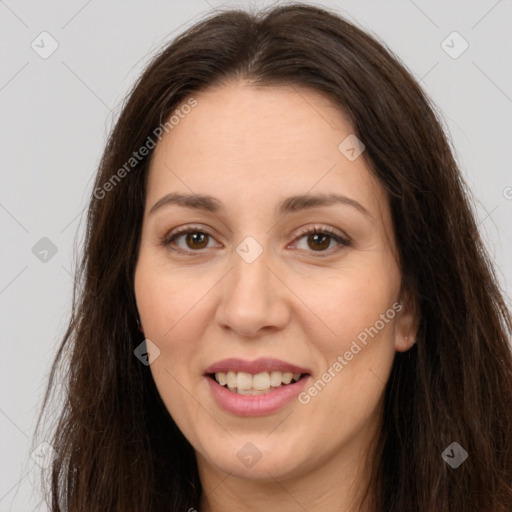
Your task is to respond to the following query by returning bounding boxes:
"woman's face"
[134,81,417,485]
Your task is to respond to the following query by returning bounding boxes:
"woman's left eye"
[292,227,351,254]
[161,226,350,256]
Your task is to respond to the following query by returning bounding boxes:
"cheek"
[292,261,399,411]
[293,259,399,352]
[134,259,215,435]
[133,257,211,407]
[134,254,215,344]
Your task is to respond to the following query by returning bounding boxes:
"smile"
[211,371,305,395]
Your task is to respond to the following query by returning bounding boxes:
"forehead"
[154,81,354,163]
[146,81,386,221]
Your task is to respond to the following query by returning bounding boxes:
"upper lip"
[204,357,311,375]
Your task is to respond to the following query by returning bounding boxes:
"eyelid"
[291,224,350,245]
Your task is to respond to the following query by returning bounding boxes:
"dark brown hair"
[35,3,512,511]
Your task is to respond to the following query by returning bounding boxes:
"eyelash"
[161,224,351,257]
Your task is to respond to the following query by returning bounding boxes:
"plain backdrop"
[1,0,511,510]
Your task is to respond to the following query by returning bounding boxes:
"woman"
[34,3,512,511]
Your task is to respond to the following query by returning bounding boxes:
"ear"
[394,288,420,353]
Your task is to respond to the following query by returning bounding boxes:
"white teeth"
[282,372,293,385]
[226,371,237,388]
[213,370,303,394]
[253,372,270,390]
[270,370,282,387]
[236,372,253,390]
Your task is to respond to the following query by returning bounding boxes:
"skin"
[134,81,418,512]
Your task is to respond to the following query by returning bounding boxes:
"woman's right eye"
[162,228,219,255]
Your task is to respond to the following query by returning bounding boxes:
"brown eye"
[162,225,350,257]
[293,226,351,255]
[162,228,219,255]
[306,233,331,251]
[183,232,209,250]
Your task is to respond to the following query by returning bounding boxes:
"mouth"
[206,371,309,395]
[204,358,311,416]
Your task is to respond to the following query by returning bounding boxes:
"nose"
[214,247,291,338]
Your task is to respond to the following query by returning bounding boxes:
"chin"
[197,434,312,481]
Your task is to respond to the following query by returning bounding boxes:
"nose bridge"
[215,235,289,336]
[229,237,274,308]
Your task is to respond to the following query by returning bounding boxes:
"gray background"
[1,0,511,510]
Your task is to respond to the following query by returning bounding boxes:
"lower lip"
[205,375,310,417]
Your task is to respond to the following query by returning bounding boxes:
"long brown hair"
[34,3,512,511]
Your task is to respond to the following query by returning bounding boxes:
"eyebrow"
[149,192,372,218]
